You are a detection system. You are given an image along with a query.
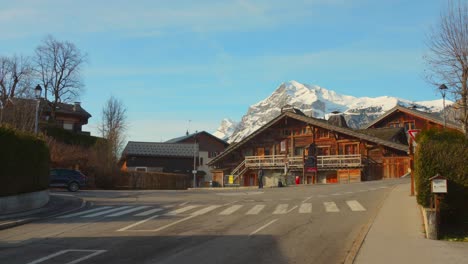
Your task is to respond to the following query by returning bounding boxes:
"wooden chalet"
[363,105,462,132]
[208,106,409,187]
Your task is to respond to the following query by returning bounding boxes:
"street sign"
[430,174,448,193]
[192,170,197,174]
[408,129,420,142]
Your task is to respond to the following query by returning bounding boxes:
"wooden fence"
[117,171,190,190]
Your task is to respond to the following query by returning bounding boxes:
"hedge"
[0,126,50,197]
[414,129,468,223]
[45,126,100,147]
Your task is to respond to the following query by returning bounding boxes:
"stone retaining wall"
[0,190,49,215]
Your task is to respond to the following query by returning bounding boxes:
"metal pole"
[442,93,446,128]
[34,99,40,134]
[193,139,197,188]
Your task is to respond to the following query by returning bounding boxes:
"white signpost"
[431,178,448,193]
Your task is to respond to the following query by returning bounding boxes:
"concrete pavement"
[354,182,468,264]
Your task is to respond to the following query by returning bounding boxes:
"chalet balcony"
[243,154,362,170]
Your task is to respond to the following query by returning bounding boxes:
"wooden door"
[257,147,265,156]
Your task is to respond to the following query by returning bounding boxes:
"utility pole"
[193,131,198,188]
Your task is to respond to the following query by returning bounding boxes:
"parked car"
[49,169,87,192]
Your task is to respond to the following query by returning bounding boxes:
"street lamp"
[439,84,448,128]
[34,84,42,134]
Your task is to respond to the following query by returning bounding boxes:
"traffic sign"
[408,129,420,142]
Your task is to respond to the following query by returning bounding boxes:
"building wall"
[126,155,193,174]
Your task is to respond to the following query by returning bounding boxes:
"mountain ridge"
[214,81,449,143]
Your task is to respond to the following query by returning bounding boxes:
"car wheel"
[68,182,80,192]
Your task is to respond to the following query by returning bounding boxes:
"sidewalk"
[0,193,85,230]
[354,183,468,264]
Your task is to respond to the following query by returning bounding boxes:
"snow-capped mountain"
[213,118,238,141]
[215,81,450,143]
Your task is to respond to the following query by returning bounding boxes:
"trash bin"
[295,176,300,185]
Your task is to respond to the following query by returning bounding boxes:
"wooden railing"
[243,154,362,169]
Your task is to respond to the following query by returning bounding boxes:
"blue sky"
[0,0,448,141]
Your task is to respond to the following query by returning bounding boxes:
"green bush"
[414,129,468,225]
[0,125,50,197]
[45,126,99,147]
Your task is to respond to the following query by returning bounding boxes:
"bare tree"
[0,55,33,106]
[99,96,128,161]
[424,0,468,136]
[35,35,87,120]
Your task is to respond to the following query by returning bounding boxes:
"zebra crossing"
[57,200,367,220]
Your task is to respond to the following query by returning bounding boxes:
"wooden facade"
[364,105,462,133]
[208,109,409,187]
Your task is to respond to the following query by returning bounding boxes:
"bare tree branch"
[34,35,87,120]
[424,0,468,136]
[98,96,128,161]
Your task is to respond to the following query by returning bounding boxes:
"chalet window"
[404,121,415,130]
[63,122,73,130]
[135,167,147,172]
[318,129,329,138]
[388,122,400,128]
[280,140,287,152]
[264,148,271,155]
[317,146,330,156]
[199,157,204,166]
[294,147,304,156]
[302,128,307,134]
[283,129,291,136]
[343,143,359,155]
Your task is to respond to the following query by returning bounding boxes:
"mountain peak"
[214,81,450,143]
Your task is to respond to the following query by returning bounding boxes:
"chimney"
[327,112,349,128]
[73,102,81,112]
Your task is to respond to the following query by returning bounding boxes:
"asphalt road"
[0,179,406,264]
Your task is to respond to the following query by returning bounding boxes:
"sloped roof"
[123,142,197,158]
[356,127,406,144]
[8,98,91,118]
[208,111,409,166]
[362,105,461,131]
[166,131,229,146]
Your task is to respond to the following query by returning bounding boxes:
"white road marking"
[246,205,265,215]
[164,205,198,216]
[150,205,220,232]
[26,249,106,264]
[57,206,112,218]
[301,196,313,203]
[82,206,132,218]
[191,205,221,216]
[179,201,189,206]
[344,191,353,194]
[299,203,312,213]
[219,205,243,215]
[117,215,160,232]
[249,219,278,236]
[280,198,292,201]
[273,204,289,214]
[346,200,366,211]
[106,206,150,217]
[331,193,342,196]
[324,202,340,212]
[286,205,298,214]
[134,208,163,216]
[222,200,238,206]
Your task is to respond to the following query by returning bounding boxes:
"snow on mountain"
[214,81,451,143]
[213,118,238,141]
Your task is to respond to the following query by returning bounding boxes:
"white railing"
[317,154,361,168]
[243,154,361,169]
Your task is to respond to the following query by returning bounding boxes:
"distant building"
[121,131,229,186]
[363,105,462,132]
[208,106,409,187]
[1,98,92,134]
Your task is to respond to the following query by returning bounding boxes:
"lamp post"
[439,84,448,128]
[34,84,42,134]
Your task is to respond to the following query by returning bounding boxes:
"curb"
[0,196,86,231]
[343,184,398,264]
